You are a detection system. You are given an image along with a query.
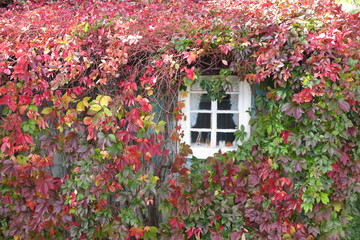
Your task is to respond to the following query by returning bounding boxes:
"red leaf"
[219,44,231,55]
[209,226,224,240]
[0,94,17,111]
[3,68,11,75]
[136,96,152,112]
[49,229,55,236]
[169,217,185,229]
[183,51,198,64]
[230,232,243,240]
[346,126,358,137]
[278,177,291,187]
[35,175,55,195]
[16,133,33,145]
[185,66,196,81]
[338,99,350,112]
[185,227,203,239]
[116,130,134,143]
[0,95,10,105]
[280,130,291,144]
[128,227,144,239]
[26,200,37,211]
[292,88,313,104]
[282,102,304,120]
[73,87,85,95]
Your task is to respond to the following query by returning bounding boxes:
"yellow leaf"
[57,126,63,132]
[89,104,102,113]
[76,101,85,112]
[82,97,91,107]
[152,176,160,184]
[64,54,73,62]
[333,200,343,212]
[14,235,22,240]
[99,96,112,107]
[282,234,291,239]
[180,91,189,98]
[41,107,53,115]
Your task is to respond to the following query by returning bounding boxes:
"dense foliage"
[0,0,359,239]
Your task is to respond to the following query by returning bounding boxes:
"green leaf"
[267,124,272,135]
[88,104,102,114]
[348,57,358,70]
[271,162,279,169]
[77,193,84,201]
[103,107,113,116]
[301,202,313,213]
[154,120,166,133]
[158,201,172,214]
[99,95,112,107]
[234,125,247,142]
[320,192,330,205]
[83,22,89,33]
[107,134,117,143]
[144,226,158,240]
[41,107,53,115]
[28,105,38,112]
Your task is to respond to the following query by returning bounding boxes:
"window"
[179,76,252,159]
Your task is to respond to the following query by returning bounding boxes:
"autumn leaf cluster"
[0,0,359,239]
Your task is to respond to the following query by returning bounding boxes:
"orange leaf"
[128,227,144,239]
[83,116,93,125]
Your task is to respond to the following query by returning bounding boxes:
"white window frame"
[179,75,252,159]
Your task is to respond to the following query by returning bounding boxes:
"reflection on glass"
[191,131,211,146]
[190,94,211,110]
[191,113,211,128]
[217,114,238,129]
[216,132,235,146]
[217,94,238,110]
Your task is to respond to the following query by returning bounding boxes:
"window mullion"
[211,100,217,148]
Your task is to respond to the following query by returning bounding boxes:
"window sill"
[189,146,237,159]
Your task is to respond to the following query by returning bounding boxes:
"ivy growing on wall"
[0,0,359,239]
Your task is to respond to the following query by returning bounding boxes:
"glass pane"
[191,131,211,146]
[216,133,235,147]
[191,113,211,128]
[217,94,238,110]
[190,94,211,110]
[217,113,238,129]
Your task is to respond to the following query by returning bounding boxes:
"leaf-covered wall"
[0,0,358,239]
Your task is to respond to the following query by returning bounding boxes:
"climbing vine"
[0,0,359,239]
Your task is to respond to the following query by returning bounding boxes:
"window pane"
[216,133,235,147]
[191,131,211,146]
[217,113,238,129]
[217,94,238,110]
[191,113,211,128]
[190,94,211,110]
